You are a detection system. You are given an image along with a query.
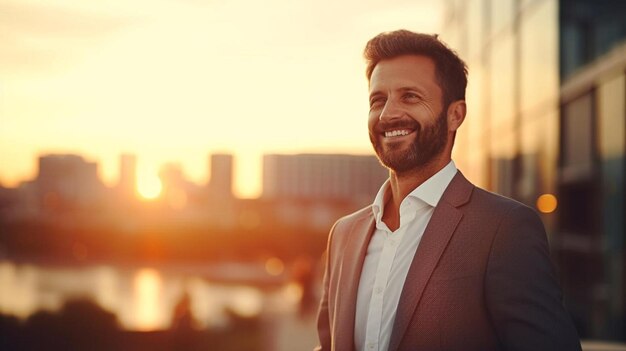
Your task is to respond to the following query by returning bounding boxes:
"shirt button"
[368,342,375,349]
[389,239,397,246]
[376,287,384,294]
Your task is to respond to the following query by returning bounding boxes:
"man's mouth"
[384,129,414,138]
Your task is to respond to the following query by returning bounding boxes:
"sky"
[0,0,442,198]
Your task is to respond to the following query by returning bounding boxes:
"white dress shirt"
[354,161,458,351]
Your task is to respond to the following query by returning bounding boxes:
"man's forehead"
[368,55,438,93]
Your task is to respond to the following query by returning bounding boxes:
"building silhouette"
[262,154,388,206]
[117,154,137,200]
[208,153,234,199]
[36,154,105,212]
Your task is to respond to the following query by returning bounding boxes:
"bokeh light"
[265,257,285,276]
[536,194,558,214]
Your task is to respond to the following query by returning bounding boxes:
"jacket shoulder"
[333,205,373,229]
[327,205,374,246]
[469,186,538,217]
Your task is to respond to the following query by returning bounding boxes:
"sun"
[137,174,163,200]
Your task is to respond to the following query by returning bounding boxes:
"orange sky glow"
[0,0,442,198]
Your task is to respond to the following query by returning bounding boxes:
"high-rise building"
[441,0,626,340]
[262,154,388,204]
[208,153,234,199]
[118,153,137,198]
[36,154,105,210]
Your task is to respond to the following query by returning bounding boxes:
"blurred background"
[1,0,625,349]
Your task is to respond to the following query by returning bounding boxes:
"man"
[315,30,580,351]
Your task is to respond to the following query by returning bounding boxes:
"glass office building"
[441,0,626,340]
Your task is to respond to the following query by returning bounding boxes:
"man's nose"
[379,100,403,121]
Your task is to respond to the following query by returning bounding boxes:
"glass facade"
[442,0,560,204]
[560,0,626,79]
[442,0,626,341]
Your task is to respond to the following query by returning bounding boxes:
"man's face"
[368,55,448,173]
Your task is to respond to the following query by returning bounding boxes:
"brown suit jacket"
[315,172,580,351]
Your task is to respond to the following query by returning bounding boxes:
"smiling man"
[315,30,580,351]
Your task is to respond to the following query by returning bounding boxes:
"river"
[0,260,305,331]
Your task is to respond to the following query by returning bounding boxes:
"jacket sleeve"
[314,222,337,351]
[485,204,581,351]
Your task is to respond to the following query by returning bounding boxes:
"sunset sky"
[0,0,442,198]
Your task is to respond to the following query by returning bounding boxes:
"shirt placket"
[364,228,403,351]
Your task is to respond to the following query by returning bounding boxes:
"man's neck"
[382,156,451,231]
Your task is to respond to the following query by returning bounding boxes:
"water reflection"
[0,263,40,317]
[0,260,294,331]
[230,287,262,318]
[133,268,163,330]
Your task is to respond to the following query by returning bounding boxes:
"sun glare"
[137,174,162,200]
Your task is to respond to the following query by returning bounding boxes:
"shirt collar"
[372,179,390,224]
[371,160,458,222]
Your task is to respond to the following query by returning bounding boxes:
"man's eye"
[370,98,386,108]
[404,93,420,101]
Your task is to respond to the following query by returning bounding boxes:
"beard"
[369,111,448,173]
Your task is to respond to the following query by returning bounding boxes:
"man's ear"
[446,100,466,132]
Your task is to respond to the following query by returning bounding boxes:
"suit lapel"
[334,213,376,351]
[388,172,473,351]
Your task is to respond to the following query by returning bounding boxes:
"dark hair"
[364,29,468,107]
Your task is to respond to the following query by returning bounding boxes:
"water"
[0,260,303,331]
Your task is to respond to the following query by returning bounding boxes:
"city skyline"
[0,0,442,198]
[1,151,388,201]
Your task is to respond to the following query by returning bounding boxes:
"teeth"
[385,130,410,137]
